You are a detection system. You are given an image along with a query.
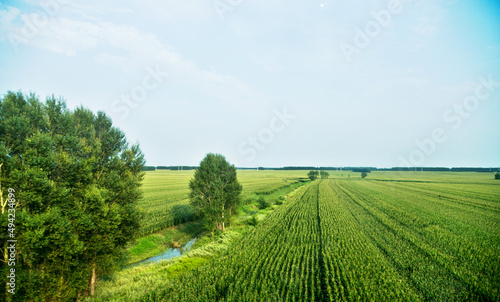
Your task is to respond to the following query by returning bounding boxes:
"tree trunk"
[0,164,6,215]
[90,265,96,296]
[222,202,225,231]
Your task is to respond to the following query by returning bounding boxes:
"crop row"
[137,170,304,235]
[139,177,500,301]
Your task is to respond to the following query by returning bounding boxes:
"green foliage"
[139,175,500,301]
[189,153,242,234]
[136,170,307,236]
[0,92,145,301]
[246,215,259,226]
[320,171,330,179]
[307,170,319,180]
[361,172,368,178]
[275,196,285,205]
[495,172,500,180]
[257,196,270,209]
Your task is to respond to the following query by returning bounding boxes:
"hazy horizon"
[1,0,499,168]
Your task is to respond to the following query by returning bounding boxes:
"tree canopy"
[307,170,319,181]
[0,92,145,301]
[189,153,241,236]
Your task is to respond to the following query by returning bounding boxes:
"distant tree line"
[145,165,499,173]
[385,167,499,172]
[141,166,198,171]
[352,168,372,173]
[254,166,500,172]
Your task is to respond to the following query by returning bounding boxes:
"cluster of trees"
[307,170,330,180]
[189,153,242,236]
[307,170,319,180]
[0,92,145,301]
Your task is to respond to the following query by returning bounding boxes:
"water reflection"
[128,238,197,268]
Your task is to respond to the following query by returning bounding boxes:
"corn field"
[140,176,500,301]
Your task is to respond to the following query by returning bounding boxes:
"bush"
[257,196,270,209]
[495,172,500,180]
[361,172,368,178]
[247,215,259,226]
[243,197,255,205]
[274,196,285,205]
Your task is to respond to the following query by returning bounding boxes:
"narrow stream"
[127,238,197,268]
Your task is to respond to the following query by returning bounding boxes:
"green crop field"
[138,170,308,235]
[138,172,500,301]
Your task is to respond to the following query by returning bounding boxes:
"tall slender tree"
[189,153,241,236]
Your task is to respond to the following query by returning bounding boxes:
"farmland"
[134,172,500,301]
[138,170,307,235]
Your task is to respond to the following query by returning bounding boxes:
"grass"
[137,170,308,235]
[122,221,205,266]
[91,171,500,301]
[87,174,309,301]
[137,172,500,301]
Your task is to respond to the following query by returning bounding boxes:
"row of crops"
[140,177,499,301]
[137,170,305,235]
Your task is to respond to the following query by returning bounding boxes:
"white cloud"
[0,6,21,41]
[1,7,250,105]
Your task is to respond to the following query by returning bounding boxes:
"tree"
[189,153,242,236]
[320,171,329,179]
[307,170,319,181]
[361,172,368,178]
[495,172,500,180]
[0,92,145,301]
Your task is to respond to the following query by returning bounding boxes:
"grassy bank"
[87,178,310,301]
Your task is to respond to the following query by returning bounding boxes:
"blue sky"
[1,0,499,167]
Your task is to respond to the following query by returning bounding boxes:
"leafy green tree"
[320,171,329,179]
[361,172,368,178]
[495,172,500,180]
[0,92,145,301]
[189,153,242,236]
[307,170,319,181]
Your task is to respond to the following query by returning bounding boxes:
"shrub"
[275,196,285,205]
[495,172,500,180]
[257,196,270,209]
[247,215,259,226]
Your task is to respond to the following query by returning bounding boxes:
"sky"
[1,0,499,168]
